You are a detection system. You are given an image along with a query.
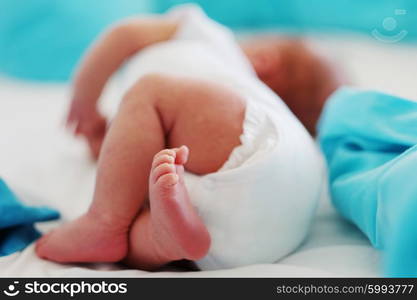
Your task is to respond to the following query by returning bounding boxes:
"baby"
[36,5,339,270]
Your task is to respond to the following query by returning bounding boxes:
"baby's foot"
[35,212,128,263]
[149,146,211,261]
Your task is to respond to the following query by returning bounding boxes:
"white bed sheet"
[0,36,416,277]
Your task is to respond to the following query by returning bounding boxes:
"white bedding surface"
[0,36,416,277]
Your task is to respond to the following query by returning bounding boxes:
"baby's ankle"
[86,208,130,233]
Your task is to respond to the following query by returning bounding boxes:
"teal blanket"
[156,0,416,37]
[1,0,416,81]
[318,88,417,276]
[0,179,59,256]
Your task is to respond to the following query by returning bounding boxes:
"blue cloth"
[0,0,149,81]
[0,178,59,256]
[318,87,417,276]
[155,0,417,38]
[1,0,417,81]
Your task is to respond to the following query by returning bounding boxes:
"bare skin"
[241,38,343,135]
[36,71,245,269]
[36,15,342,269]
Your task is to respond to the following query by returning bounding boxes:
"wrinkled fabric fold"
[318,87,417,276]
[0,178,59,256]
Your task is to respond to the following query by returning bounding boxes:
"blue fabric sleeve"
[318,88,417,248]
[318,88,417,276]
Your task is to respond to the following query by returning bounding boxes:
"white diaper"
[184,100,324,270]
[123,4,326,270]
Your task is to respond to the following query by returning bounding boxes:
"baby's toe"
[174,146,189,165]
[151,163,176,184]
[35,233,52,257]
[156,173,179,188]
[154,149,176,162]
[152,154,175,169]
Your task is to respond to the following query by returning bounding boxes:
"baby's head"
[241,37,343,135]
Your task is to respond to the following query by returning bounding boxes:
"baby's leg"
[122,146,211,270]
[36,76,168,262]
[36,74,245,267]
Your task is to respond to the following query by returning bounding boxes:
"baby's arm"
[67,17,178,156]
[71,18,178,110]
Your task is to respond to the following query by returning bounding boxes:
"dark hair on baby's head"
[249,38,343,135]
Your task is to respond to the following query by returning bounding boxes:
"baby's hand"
[67,99,106,136]
[67,99,107,159]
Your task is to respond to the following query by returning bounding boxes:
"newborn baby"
[36,5,337,270]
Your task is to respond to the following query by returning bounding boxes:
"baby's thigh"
[159,78,246,174]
